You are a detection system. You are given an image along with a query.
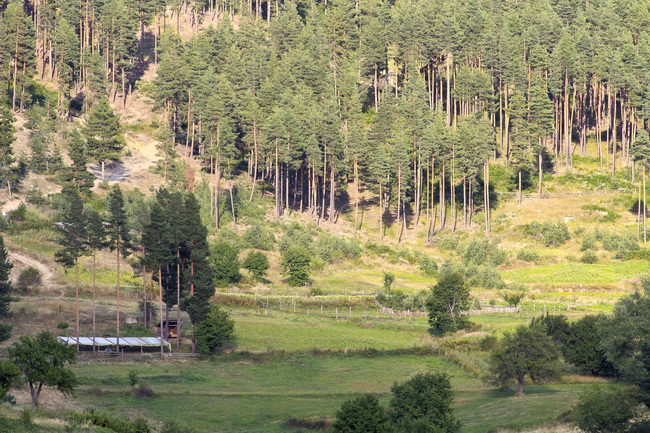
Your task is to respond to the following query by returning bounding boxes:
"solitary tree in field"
[427,272,471,336]
[9,331,77,406]
[488,322,563,396]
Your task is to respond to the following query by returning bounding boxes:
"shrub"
[522,221,571,246]
[281,246,311,286]
[389,372,461,433]
[572,387,637,433]
[463,238,507,267]
[17,267,41,289]
[580,251,598,264]
[314,235,361,263]
[133,383,154,398]
[420,255,438,276]
[242,251,270,281]
[210,241,241,286]
[581,204,620,222]
[243,224,274,251]
[333,394,391,433]
[581,234,596,251]
[128,370,138,387]
[278,222,313,254]
[195,306,236,356]
[516,249,539,263]
[437,236,459,251]
[160,420,197,433]
[25,186,46,206]
[56,321,68,330]
[383,272,395,290]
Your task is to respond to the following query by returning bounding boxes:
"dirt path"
[8,250,54,286]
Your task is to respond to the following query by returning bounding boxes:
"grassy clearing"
[72,353,597,433]
[231,309,433,352]
[503,261,650,284]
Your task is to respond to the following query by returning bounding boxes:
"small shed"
[155,320,182,339]
[58,336,171,353]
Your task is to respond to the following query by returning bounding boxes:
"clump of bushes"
[242,224,274,251]
[17,266,42,291]
[461,238,507,267]
[581,204,621,222]
[522,221,571,246]
[419,255,438,276]
[516,248,539,263]
[314,234,361,263]
[437,236,459,251]
[70,411,151,433]
[581,251,598,264]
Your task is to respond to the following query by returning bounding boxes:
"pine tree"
[181,193,214,352]
[60,131,94,197]
[0,108,17,198]
[106,185,131,353]
[0,2,35,112]
[84,97,125,181]
[85,207,106,357]
[143,193,173,358]
[0,236,13,343]
[54,190,89,351]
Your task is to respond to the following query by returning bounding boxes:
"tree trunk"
[75,257,79,352]
[176,250,181,350]
[116,243,120,354]
[329,164,335,223]
[159,267,164,359]
[518,378,524,397]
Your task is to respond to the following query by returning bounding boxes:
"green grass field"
[72,352,596,433]
[503,261,650,284]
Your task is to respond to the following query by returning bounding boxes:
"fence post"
[266,295,269,309]
[336,307,338,319]
[279,297,282,311]
[349,306,352,319]
[321,305,323,316]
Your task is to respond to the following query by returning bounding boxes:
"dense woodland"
[2,0,650,243]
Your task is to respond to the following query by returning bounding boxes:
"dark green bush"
[278,222,313,254]
[516,249,539,263]
[210,241,241,286]
[463,238,507,267]
[314,234,361,263]
[522,221,571,246]
[243,224,274,251]
[581,234,596,251]
[242,251,270,280]
[420,255,438,276]
[580,251,598,264]
[437,236,459,251]
[195,306,236,356]
[17,266,42,289]
[281,245,311,286]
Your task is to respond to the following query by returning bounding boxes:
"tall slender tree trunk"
[159,267,164,359]
[92,249,97,358]
[75,257,79,352]
[329,164,335,223]
[116,243,120,355]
